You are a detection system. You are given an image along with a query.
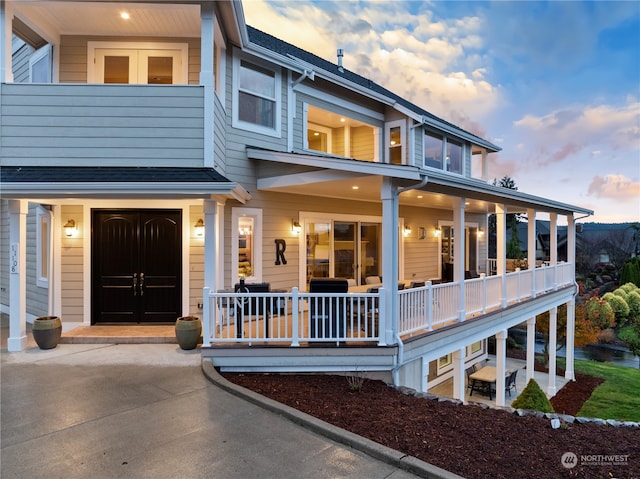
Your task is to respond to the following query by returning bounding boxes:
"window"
[446,139,463,174]
[29,44,52,83]
[469,340,482,354]
[233,56,281,136]
[385,120,405,165]
[437,354,452,373]
[232,208,263,284]
[424,132,443,169]
[36,207,51,288]
[424,130,465,175]
[305,104,379,161]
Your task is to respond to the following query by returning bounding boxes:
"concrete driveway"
[1,343,426,479]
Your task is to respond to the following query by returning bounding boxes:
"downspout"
[391,175,428,386]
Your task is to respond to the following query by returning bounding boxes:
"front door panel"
[92,210,181,324]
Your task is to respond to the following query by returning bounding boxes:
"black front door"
[92,209,182,324]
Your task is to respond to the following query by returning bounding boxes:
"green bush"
[603,292,630,326]
[511,379,554,413]
[585,296,615,330]
[611,288,629,301]
[620,258,640,287]
[619,282,639,294]
[626,291,640,322]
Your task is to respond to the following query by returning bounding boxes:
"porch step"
[60,325,178,344]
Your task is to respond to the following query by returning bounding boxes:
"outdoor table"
[469,365,497,400]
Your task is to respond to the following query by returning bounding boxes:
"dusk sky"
[243,0,640,224]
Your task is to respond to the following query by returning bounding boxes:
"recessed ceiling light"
[120,12,130,20]
[417,195,423,199]
[352,186,359,190]
[340,118,346,123]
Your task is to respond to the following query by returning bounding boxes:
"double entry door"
[92,210,182,324]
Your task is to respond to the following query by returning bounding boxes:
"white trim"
[35,206,50,289]
[232,50,282,138]
[306,121,333,153]
[296,83,385,122]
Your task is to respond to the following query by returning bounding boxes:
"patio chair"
[409,280,425,288]
[505,369,518,397]
[365,275,381,285]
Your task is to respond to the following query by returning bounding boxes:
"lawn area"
[572,359,640,421]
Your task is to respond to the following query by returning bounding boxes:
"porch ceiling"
[12,1,203,38]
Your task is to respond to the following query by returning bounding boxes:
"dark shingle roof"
[247,25,499,151]
[0,166,232,183]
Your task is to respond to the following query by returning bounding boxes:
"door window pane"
[147,56,173,84]
[389,126,402,164]
[104,56,130,83]
[306,223,331,284]
[238,218,254,279]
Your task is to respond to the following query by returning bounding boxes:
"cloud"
[587,174,640,202]
[513,100,640,166]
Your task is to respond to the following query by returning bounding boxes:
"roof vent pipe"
[337,49,344,72]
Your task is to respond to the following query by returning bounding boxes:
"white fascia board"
[1,182,250,201]
[247,148,422,180]
[425,171,594,215]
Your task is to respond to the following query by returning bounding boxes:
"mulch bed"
[223,371,639,479]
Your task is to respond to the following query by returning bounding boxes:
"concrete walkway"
[1,342,458,479]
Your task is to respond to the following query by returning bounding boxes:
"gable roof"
[246,25,500,153]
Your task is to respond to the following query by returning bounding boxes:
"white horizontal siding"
[1,84,205,166]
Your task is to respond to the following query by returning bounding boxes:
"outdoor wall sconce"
[478,228,485,237]
[403,224,412,237]
[434,226,441,237]
[63,219,76,237]
[292,219,302,234]
[194,218,205,237]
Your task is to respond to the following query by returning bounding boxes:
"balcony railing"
[203,262,574,347]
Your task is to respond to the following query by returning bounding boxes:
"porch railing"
[203,288,384,347]
[203,262,574,347]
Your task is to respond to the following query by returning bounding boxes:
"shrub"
[619,282,639,294]
[626,291,640,322]
[611,288,629,301]
[603,292,630,326]
[620,258,640,287]
[596,328,617,344]
[584,296,615,330]
[511,379,554,413]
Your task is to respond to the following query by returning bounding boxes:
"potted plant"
[175,316,202,350]
[32,316,62,349]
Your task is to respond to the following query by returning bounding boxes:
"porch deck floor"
[430,356,570,408]
[60,325,177,344]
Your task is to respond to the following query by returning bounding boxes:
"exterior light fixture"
[292,220,302,234]
[194,218,204,237]
[63,219,76,237]
[434,226,441,237]
[403,224,412,237]
[478,228,485,236]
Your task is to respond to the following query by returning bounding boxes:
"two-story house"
[1,0,592,406]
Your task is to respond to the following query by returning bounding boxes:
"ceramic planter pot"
[175,316,202,350]
[32,316,62,349]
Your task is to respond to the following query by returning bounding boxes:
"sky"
[242,0,640,224]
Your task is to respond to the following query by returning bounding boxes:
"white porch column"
[550,213,558,290]
[482,151,489,182]
[565,299,576,381]
[495,203,507,307]
[8,200,28,351]
[202,200,221,346]
[495,329,508,407]
[527,209,537,297]
[526,317,536,384]
[380,177,399,346]
[452,347,466,401]
[452,197,466,321]
[547,306,558,397]
[200,2,215,168]
[567,214,576,281]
